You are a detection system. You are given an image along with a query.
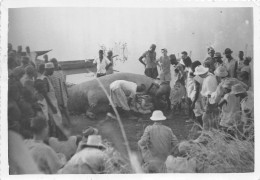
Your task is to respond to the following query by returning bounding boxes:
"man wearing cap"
[139,44,158,79]
[138,110,179,173]
[59,135,108,174]
[192,65,218,134]
[76,127,99,153]
[93,50,111,77]
[49,58,71,127]
[203,47,216,73]
[38,62,69,139]
[157,48,171,83]
[223,48,238,78]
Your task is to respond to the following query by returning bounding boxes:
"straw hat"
[86,135,105,148]
[150,110,166,121]
[214,66,228,77]
[231,84,246,95]
[44,62,54,69]
[82,126,99,137]
[194,65,209,75]
[214,52,223,58]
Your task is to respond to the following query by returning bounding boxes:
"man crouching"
[108,80,146,118]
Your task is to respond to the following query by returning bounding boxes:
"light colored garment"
[59,147,107,174]
[142,50,157,68]
[8,131,41,174]
[241,65,250,74]
[193,76,205,117]
[170,81,186,107]
[34,91,49,121]
[241,91,254,122]
[20,74,35,94]
[110,80,137,111]
[220,93,241,128]
[48,136,78,161]
[49,70,68,107]
[24,139,66,174]
[224,58,237,78]
[209,77,248,104]
[186,75,195,101]
[237,59,245,72]
[138,123,178,164]
[93,57,111,74]
[158,55,171,75]
[200,73,218,97]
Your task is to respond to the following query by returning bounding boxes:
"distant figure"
[180,51,192,70]
[138,110,179,173]
[213,52,224,69]
[49,58,71,127]
[223,48,238,78]
[237,51,245,72]
[43,54,49,63]
[16,45,23,66]
[26,46,52,70]
[157,48,171,83]
[203,47,216,73]
[139,44,158,79]
[93,50,111,77]
[109,80,146,117]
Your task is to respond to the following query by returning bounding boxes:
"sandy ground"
[69,111,194,153]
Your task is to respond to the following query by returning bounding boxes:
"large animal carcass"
[67,73,155,116]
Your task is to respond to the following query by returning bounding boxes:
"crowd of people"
[7,42,254,174]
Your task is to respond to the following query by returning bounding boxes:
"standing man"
[93,50,111,77]
[203,47,216,73]
[139,44,158,79]
[193,65,218,142]
[49,58,71,127]
[157,48,171,83]
[237,51,245,72]
[223,48,238,78]
[180,51,192,70]
[138,110,179,173]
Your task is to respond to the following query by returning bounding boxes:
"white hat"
[214,66,228,77]
[194,65,209,76]
[86,135,105,149]
[150,110,166,121]
[231,84,246,95]
[45,62,54,69]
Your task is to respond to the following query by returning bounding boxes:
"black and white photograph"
[1,0,259,179]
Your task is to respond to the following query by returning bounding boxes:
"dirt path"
[69,111,195,152]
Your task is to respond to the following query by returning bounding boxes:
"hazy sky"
[8,7,253,74]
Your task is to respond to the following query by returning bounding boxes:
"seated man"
[109,80,146,117]
[138,110,179,173]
